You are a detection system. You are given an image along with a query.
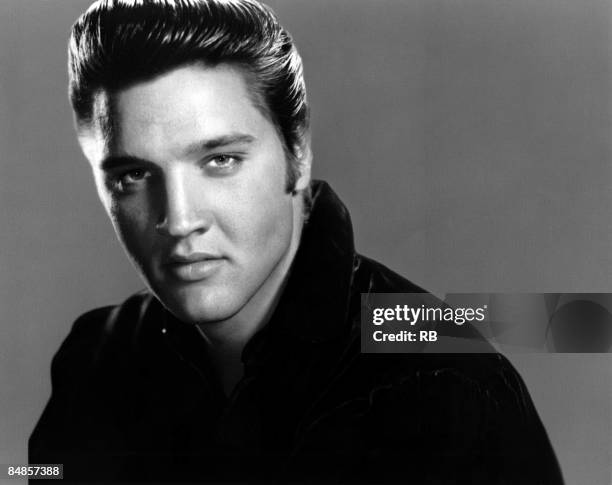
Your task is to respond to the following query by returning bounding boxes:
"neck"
[196,194,306,394]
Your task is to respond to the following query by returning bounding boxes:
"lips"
[163,252,226,282]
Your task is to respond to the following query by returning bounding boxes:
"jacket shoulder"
[52,291,154,373]
[29,291,157,464]
[333,353,562,483]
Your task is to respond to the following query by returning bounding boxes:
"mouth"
[163,253,226,282]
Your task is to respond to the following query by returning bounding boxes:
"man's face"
[78,64,310,325]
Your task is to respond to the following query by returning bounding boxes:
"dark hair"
[68,0,310,193]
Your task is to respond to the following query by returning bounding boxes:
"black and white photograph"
[0,0,611,483]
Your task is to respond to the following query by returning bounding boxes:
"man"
[30,0,563,483]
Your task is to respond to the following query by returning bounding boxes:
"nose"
[155,168,209,238]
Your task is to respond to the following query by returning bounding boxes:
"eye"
[206,154,242,172]
[112,168,151,191]
[122,169,148,182]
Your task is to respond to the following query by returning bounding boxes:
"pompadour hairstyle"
[68,0,310,192]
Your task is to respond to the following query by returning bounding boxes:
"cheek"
[251,193,293,254]
[226,177,294,253]
[108,198,154,256]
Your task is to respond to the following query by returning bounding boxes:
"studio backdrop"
[0,1,610,484]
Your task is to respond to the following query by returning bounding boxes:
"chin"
[161,286,244,325]
[178,306,239,326]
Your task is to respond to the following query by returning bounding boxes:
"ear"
[293,135,313,192]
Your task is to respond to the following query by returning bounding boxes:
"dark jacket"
[30,181,563,484]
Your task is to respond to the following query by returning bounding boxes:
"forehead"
[84,64,269,160]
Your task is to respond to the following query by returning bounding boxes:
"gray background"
[1,0,611,484]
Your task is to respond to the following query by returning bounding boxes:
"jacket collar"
[263,179,357,343]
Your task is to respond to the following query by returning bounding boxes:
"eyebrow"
[99,133,257,172]
[184,133,256,156]
[100,155,150,172]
